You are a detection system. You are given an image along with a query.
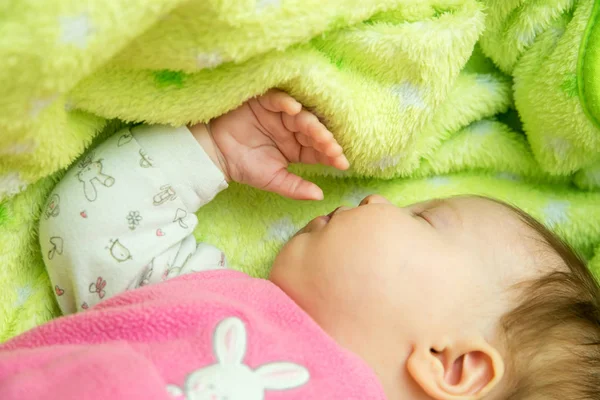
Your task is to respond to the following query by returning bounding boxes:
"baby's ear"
[406,338,504,400]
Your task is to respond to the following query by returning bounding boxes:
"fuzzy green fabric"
[1,0,600,341]
[591,246,600,275]
[580,0,600,131]
[479,0,600,180]
[0,0,489,194]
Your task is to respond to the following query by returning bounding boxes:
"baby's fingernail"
[290,102,302,114]
[340,157,350,170]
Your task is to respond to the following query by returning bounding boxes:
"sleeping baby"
[4,90,598,399]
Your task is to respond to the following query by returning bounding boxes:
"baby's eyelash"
[412,211,424,219]
[414,210,433,226]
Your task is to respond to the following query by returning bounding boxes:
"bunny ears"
[167,317,310,400]
[213,317,310,391]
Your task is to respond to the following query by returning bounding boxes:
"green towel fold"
[479,0,600,178]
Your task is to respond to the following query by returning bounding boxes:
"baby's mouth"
[319,207,340,224]
[295,207,344,236]
[326,206,342,221]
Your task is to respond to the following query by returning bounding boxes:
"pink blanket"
[0,271,385,399]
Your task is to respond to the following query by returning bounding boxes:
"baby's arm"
[39,124,229,314]
[39,90,347,314]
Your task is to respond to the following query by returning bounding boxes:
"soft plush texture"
[479,0,600,179]
[1,0,600,341]
[0,0,493,196]
[0,271,386,400]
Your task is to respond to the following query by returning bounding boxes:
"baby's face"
[271,195,536,395]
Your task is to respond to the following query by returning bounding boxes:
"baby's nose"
[359,194,389,206]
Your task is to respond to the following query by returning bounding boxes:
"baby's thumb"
[267,171,324,200]
[293,181,324,201]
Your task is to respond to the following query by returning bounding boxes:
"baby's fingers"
[284,111,347,157]
[295,132,343,158]
[257,89,302,115]
[283,110,333,143]
[299,147,350,170]
[264,169,324,200]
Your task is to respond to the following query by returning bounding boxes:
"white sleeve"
[131,124,227,210]
[39,125,228,314]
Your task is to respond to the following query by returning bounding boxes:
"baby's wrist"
[188,123,231,182]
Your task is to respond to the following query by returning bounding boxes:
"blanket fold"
[479,0,600,178]
[1,0,487,197]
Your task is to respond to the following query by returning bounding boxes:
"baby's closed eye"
[415,210,434,227]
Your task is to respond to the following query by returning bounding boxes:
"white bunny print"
[166,317,310,400]
[76,152,115,202]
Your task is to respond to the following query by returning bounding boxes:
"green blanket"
[479,0,600,181]
[1,0,600,341]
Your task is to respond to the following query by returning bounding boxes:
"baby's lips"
[293,205,354,237]
[328,205,353,219]
[294,214,332,236]
[327,206,342,219]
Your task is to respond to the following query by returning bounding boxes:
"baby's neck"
[317,321,425,399]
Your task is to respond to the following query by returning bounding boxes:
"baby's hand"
[195,90,349,200]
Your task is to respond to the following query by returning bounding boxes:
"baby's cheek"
[270,241,308,293]
[317,260,375,304]
[271,237,303,274]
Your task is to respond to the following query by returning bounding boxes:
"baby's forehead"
[431,196,523,227]
[451,196,565,275]
[410,195,558,260]
[447,196,534,226]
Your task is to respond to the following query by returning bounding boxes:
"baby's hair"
[497,202,600,400]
